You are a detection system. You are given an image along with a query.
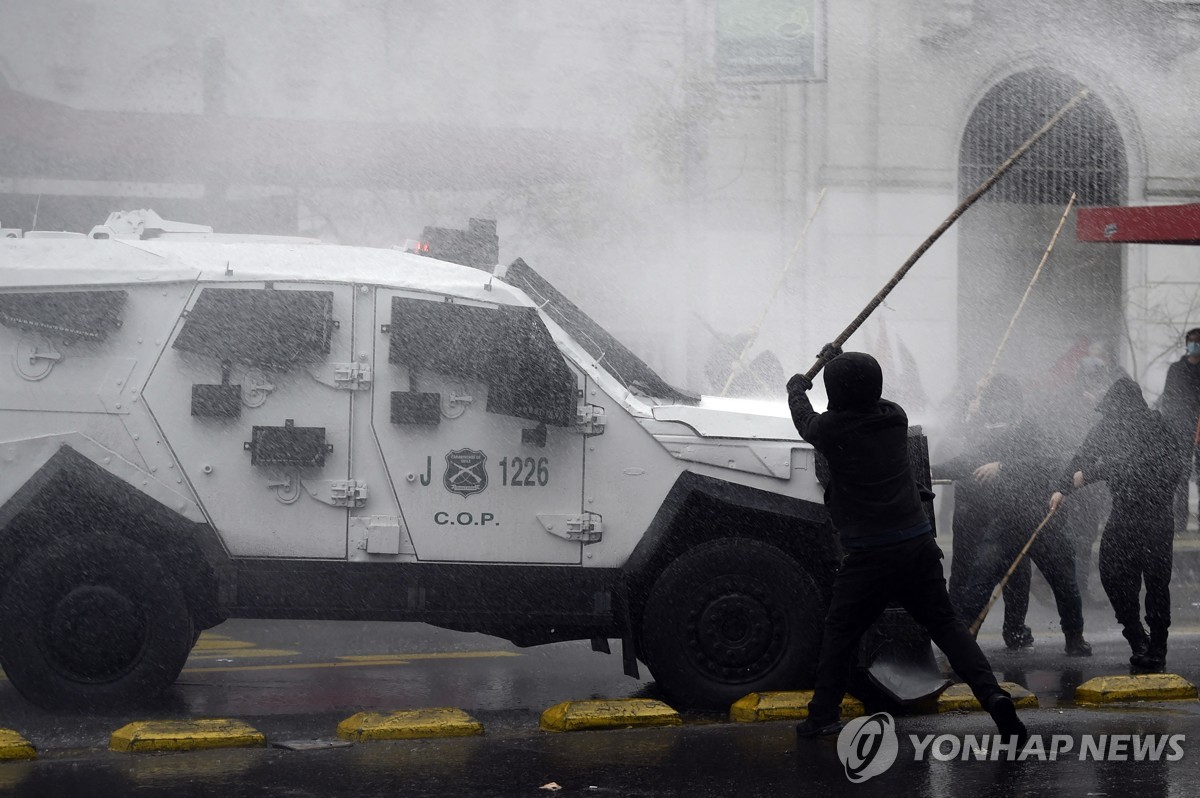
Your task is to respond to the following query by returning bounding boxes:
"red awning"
[1077,203,1200,246]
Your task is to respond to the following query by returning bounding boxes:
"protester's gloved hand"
[788,373,813,395]
[973,461,1003,482]
[817,343,843,362]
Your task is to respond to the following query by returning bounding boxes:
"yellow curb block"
[540,699,682,732]
[729,691,865,723]
[110,719,266,753]
[336,708,483,741]
[1075,674,1199,705]
[937,682,1038,712]
[0,730,35,760]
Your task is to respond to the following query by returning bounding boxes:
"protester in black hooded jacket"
[935,375,1090,656]
[788,350,1024,740]
[1049,377,1182,672]
[1159,327,1200,536]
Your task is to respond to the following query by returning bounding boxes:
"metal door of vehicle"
[370,289,585,564]
[144,281,354,558]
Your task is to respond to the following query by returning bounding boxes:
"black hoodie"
[935,375,1062,526]
[1061,377,1182,509]
[788,353,930,547]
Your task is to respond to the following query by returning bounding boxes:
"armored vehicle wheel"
[0,536,194,710]
[641,537,823,709]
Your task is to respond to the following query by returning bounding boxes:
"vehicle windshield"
[502,258,697,404]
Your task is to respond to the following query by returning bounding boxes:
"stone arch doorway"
[957,69,1127,386]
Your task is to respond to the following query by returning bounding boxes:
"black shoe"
[1004,627,1035,651]
[984,694,1027,742]
[1064,632,1093,658]
[1130,654,1166,674]
[1123,624,1149,657]
[796,717,844,739]
[1147,630,1168,667]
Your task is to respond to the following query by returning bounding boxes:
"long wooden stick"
[968,508,1058,637]
[965,193,1077,421]
[721,187,828,396]
[803,89,1090,381]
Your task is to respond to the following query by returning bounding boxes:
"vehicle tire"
[0,535,195,710]
[641,537,824,710]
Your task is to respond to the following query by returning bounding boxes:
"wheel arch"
[620,471,840,637]
[0,443,230,629]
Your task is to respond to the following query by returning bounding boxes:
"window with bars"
[959,69,1126,205]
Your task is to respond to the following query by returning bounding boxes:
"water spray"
[802,89,1091,381]
[965,192,1077,421]
[720,187,828,396]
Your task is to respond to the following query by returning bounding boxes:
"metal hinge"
[311,479,369,507]
[575,404,606,436]
[310,362,373,391]
[538,512,603,543]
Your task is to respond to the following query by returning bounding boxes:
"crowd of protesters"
[785,331,1197,740]
[936,331,1200,675]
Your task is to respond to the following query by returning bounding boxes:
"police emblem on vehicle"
[444,449,488,497]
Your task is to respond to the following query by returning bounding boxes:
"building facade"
[3,0,1200,406]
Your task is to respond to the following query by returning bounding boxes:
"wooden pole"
[803,88,1090,382]
[968,508,1058,637]
[965,192,1077,421]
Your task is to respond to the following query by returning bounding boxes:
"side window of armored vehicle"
[173,288,333,369]
[0,290,132,413]
[0,290,126,343]
[174,288,333,422]
[387,297,576,427]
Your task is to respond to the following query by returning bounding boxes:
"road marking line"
[180,650,518,675]
[192,640,257,651]
[336,652,520,662]
[186,648,300,660]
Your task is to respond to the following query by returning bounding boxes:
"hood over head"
[1096,376,1148,417]
[823,352,883,411]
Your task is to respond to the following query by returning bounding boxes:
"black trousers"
[949,504,1049,643]
[808,533,1006,722]
[1100,503,1174,646]
[951,513,1085,636]
[1062,484,1109,595]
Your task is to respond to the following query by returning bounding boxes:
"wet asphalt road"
[1,700,1198,797]
[0,570,1197,795]
[0,621,1196,795]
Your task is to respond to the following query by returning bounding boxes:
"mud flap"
[859,606,951,705]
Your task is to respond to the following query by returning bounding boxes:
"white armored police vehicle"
[0,211,924,710]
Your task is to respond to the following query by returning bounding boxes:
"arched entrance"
[957,69,1126,383]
